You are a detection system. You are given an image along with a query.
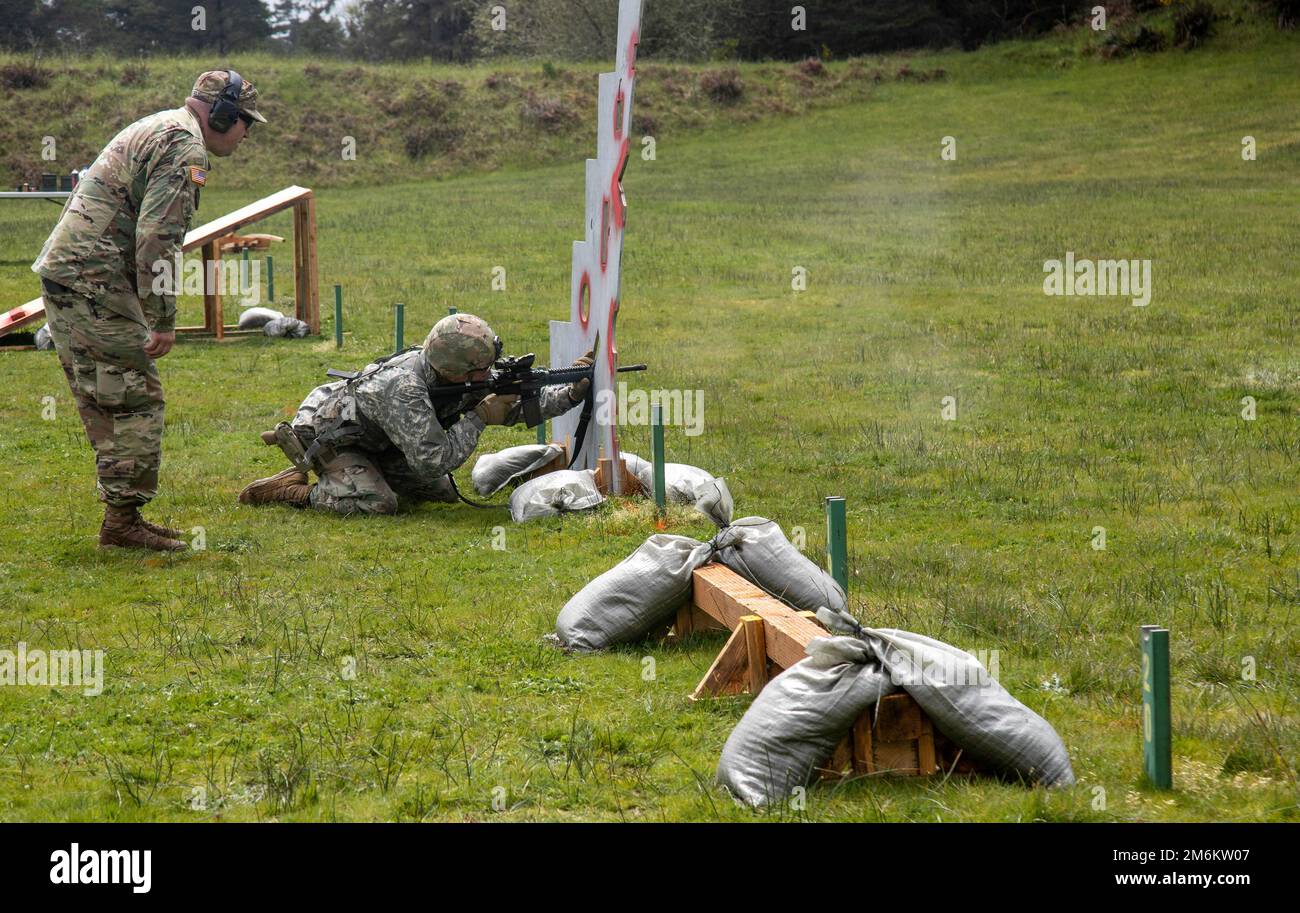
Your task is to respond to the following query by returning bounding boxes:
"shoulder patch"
[189,166,207,186]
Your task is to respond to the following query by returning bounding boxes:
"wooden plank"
[182,186,313,251]
[851,713,876,775]
[875,693,924,741]
[874,740,920,775]
[690,626,749,700]
[917,715,938,775]
[818,736,853,780]
[741,615,767,694]
[691,564,827,671]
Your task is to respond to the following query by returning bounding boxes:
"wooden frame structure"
[679,563,979,779]
[178,185,318,340]
[1,185,318,347]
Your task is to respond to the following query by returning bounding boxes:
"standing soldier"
[32,70,266,551]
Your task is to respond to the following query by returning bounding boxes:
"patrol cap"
[422,314,498,377]
[191,70,268,124]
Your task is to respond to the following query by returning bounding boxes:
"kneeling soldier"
[237,313,590,515]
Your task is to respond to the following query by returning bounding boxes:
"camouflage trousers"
[309,447,457,516]
[41,279,165,507]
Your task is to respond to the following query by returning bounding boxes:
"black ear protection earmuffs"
[207,69,245,134]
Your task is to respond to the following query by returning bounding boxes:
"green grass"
[0,8,1296,821]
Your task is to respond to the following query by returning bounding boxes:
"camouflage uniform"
[291,350,578,516]
[32,106,208,506]
[32,74,265,510]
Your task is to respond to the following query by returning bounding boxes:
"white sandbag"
[862,627,1075,787]
[238,306,283,329]
[471,443,565,496]
[509,469,604,522]
[716,636,898,807]
[263,315,310,338]
[620,452,717,504]
[555,534,714,652]
[712,517,847,613]
[692,477,734,528]
[35,324,54,350]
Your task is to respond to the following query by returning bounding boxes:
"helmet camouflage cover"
[422,314,498,377]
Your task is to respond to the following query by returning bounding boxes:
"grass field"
[0,10,1297,821]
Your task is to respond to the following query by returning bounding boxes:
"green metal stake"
[448,306,457,315]
[266,256,275,303]
[333,285,343,348]
[1141,625,1172,789]
[536,421,547,445]
[651,403,666,515]
[825,496,848,593]
[394,302,405,354]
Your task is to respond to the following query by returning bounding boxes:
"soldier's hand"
[143,331,175,359]
[474,393,522,426]
[568,349,595,402]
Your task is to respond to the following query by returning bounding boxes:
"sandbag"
[35,324,54,350]
[620,452,717,504]
[712,517,847,613]
[692,477,734,528]
[716,636,897,807]
[263,316,310,338]
[238,306,283,329]
[509,469,604,522]
[471,443,565,496]
[862,627,1075,787]
[555,534,714,652]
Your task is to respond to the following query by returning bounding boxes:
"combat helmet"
[422,314,500,378]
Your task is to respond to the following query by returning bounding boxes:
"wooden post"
[302,195,319,334]
[1141,625,1172,789]
[202,241,225,341]
[742,615,767,694]
[826,496,847,593]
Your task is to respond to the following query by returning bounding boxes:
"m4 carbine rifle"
[429,353,647,429]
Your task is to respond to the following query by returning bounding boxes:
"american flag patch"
[189,166,207,186]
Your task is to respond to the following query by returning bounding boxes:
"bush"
[1099,24,1168,58]
[699,68,744,104]
[121,63,149,86]
[520,93,577,132]
[1260,0,1298,28]
[797,56,826,77]
[1173,1,1217,48]
[0,62,51,90]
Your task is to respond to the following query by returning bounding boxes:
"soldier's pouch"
[95,290,149,328]
[95,363,145,410]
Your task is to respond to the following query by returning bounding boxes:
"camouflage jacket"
[293,350,580,478]
[32,107,209,333]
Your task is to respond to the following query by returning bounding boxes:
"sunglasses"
[238,112,255,132]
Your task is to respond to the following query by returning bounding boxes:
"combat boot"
[139,516,185,539]
[238,467,314,507]
[99,505,188,552]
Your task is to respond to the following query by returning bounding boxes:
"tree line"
[1,0,1094,61]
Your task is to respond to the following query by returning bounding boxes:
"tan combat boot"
[139,516,185,539]
[238,467,314,507]
[99,504,188,552]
